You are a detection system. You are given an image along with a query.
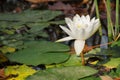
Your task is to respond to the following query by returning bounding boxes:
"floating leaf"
[108,64,120,78]
[23,40,70,52]
[6,41,70,66]
[3,30,15,34]
[0,10,62,23]
[5,65,36,80]
[0,53,8,63]
[0,46,16,54]
[49,20,65,25]
[45,54,82,68]
[63,54,82,66]
[86,48,101,54]
[0,10,63,50]
[0,10,62,32]
[28,23,49,33]
[26,66,98,80]
[80,76,101,80]
[103,58,120,68]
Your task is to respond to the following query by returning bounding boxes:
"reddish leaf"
[48,1,75,15]
[48,1,74,10]
[0,68,6,80]
[114,78,120,80]
[13,7,22,13]
[25,0,56,3]
[100,75,113,80]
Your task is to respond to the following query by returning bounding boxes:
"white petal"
[84,20,100,39]
[91,17,95,23]
[92,19,100,32]
[73,14,80,19]
[76,28,85,40]
[81,15,86,20]
[86,15,90,22]
[93,21,100,33]
[56,36,74,42]
[59,25,73,36]
[94,19,99,23]
[74,40,85,56]
[74,14,81,20]
[73,14,82,25]
[84,24,94,39]
[81,15,86,24]
[65,18,75,32]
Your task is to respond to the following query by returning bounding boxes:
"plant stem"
[92,34,120,49]
[115,0,119,38]
[80,52,85,66]
[103,0,114,39]
[94,0,102,36]
[115,33,120,41]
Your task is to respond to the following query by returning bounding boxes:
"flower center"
[77,24,81,28]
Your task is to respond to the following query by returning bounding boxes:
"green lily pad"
[80,76,101,80]
[6,41,70,66]
[103,58,120,68]
[45,54,82,68]
[108,64,120,78]
[26,66,98,80]
[23,40,69,52]
[0,10,62,22]
[63,54,82,66]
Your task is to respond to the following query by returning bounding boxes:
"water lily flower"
[56,14,100,56]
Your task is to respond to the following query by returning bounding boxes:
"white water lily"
[56,14,100,56]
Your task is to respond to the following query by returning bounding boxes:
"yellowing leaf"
[89,60,99,65]
[5,65,36,80]
[4,30,15,34]
[103,58,120,68]
[0,46,16,54]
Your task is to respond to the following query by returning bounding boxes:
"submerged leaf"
[99,46,120,58]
